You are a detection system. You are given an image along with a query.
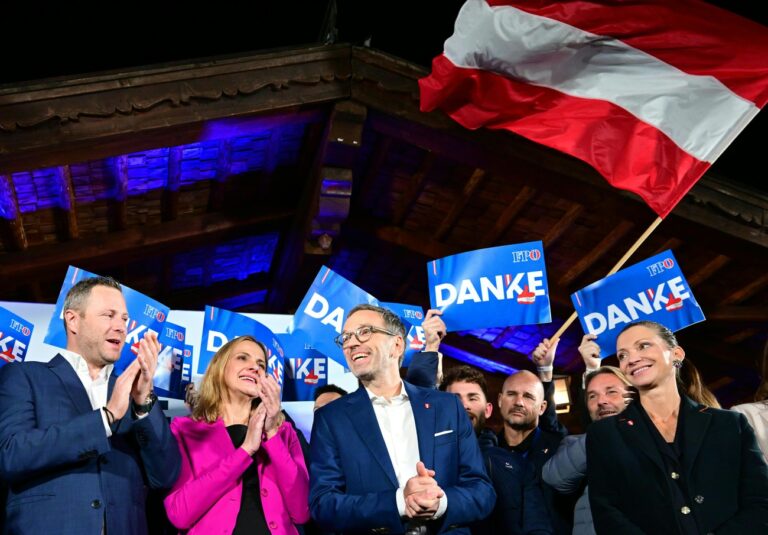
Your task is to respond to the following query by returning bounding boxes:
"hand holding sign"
[531,337,558,381]
[422,309,445,352]
[578,334,601,370]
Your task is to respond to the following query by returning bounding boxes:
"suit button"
[268,521,277,529]
[670,471,680,479]
[681,506,691,515]
[91,499,102,509]
[695,495,704,504]
[261,488,268,497]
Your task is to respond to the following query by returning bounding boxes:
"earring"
[672,359,682,369]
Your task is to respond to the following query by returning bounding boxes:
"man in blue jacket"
[0,276,180,535]
[310,304,495,534]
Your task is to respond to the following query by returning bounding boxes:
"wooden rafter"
[481,186,536,247]
[0,174,27,251]
[435,168,486,241]
[163,146,183,222]
[542,203,582,248]
[558,220,635,288]
[355,135,393,213]
[686,254,730,287]
[708,306,768,322]
[208,139,232,212]
[55,165,79,240]
[490,326,517,349]
[393,151,435,226]
[0,209,293,281]
[109,155,128,231]
[652,237,682,256]
[719,272,768,306]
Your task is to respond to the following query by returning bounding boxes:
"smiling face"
[586,372,629,421]
[65,285,128,368]
[498,371,546,431]
[616,325,684,390]
[223,339,267,401]
[341,309,403,385]
[445,380,493,432]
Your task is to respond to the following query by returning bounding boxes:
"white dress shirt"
[61,350,114,437]
[366,380,448,520]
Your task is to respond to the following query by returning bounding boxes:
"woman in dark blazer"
[586,320,768,534]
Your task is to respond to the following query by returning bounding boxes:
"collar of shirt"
[365,380,409,406]
[61,349,114,385]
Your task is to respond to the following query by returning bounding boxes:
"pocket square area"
[434,429,454,437]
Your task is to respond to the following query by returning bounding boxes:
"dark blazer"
[0,355,181,535]
[309,381,496,534]
[586,396,768,534]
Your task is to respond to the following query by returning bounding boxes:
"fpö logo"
[164,326,185,342]
[143,304,166,323]
[646,257,675,277]
[511,248,541,263]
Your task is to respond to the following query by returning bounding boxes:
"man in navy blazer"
[310,304,495,534]
[0,276,180,535]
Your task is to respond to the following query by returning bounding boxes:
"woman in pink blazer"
[164,335,310,535]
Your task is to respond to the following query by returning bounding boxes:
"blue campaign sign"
[380,302,426,368]
[181,344,194,389]
[44,266,170,375]
[279,332,330,402]
[427,241,551,332]
[571,250,705,358]
[0,305,34,366]
[199,306,285,390]
[154,322,186,399]
[291,266,378,367]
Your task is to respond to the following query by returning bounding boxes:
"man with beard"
[542,336,633,535]
[440,366,552,534]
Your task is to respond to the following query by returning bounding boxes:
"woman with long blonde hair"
[165,335,309,534]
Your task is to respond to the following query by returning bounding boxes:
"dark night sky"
[4,0,765,193]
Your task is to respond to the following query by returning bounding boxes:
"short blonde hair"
[191,335,268,423]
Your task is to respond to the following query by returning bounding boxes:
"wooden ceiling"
[1,44,766,406]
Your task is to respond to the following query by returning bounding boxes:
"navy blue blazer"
[309,381,496,534]
[0,355,181,535]
[587,396,768,534]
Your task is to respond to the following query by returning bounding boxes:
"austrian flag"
[419,0,768,218]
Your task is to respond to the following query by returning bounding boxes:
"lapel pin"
[424,402,430,409]
[628,420,634,426]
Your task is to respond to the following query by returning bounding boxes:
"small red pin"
[425,403,430,409]
[628,420,634,426]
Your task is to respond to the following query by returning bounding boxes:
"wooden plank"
[708,306,768,322]
[481,186,536,247]
[542,203,582,248]
[490,326,517,349]
[208,140,232,212]
[0,208,294,280]
[719,272,768,306]
[435,168,486,240]
[558,220,635,287]
[109,155,128,231]
[354,135,392,213]
[162,146,183,222]
[0,174,27,251]
[686,254,730,287]
[393,152,435,225]
[55,165,79,240]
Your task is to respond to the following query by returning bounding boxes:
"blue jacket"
[309,381,496,534]
[0,356,180,535]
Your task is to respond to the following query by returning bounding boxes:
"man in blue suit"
[310,304,495,534]
[0,276,180,535]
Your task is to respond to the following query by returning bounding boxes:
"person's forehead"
[344,309,384,329]
[587,373,624,393]
[503,375,539,393]
[233,340,266,360]
[85,285,126,310]
[617,325,655,345]
[447,380,486,399]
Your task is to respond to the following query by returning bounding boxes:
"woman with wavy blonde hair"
[165,335,309,534]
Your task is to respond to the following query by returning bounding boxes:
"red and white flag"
[419,0,768,218]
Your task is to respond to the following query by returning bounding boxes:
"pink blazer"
[164,416,310,535]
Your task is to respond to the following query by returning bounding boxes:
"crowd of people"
[0,276,767,534]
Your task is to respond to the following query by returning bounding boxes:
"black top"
[226,424,269,535]
[637,400,702,535]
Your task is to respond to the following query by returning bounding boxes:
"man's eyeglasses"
[334,325,400,348]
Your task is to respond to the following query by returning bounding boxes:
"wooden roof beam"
[542,203,582,248]
[393,151,435,226]
[719,272,768,306]
[109,156,128,231]
[481,186,537,247]
[162,146,183,222]
[0,174,28,251]
[687,254,730,288]
[55,165,79,240]
[558,220,635,288]
[435,168,487,241]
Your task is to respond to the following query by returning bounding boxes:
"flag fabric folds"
[419,0,768,218]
